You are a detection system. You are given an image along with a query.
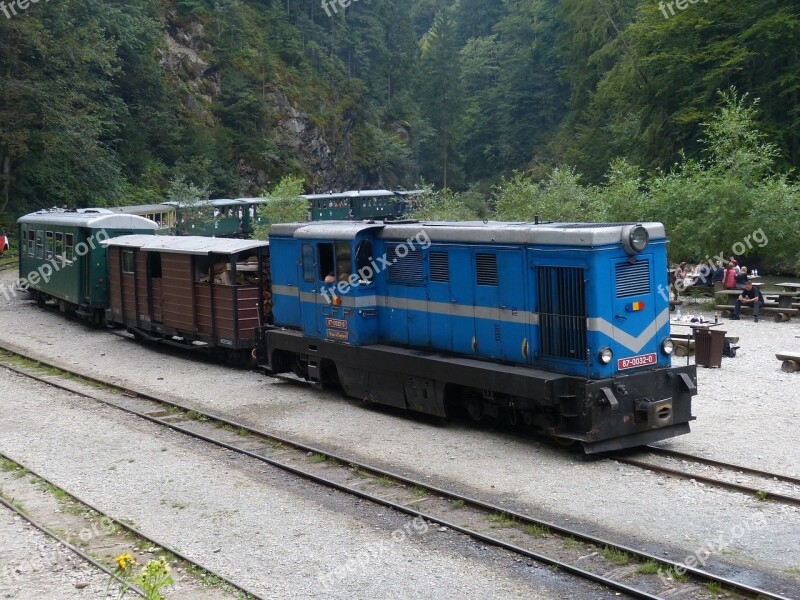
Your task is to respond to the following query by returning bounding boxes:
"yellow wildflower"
[114,553,137,570]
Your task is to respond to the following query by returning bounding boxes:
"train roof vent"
[616,260,651,298]
[476,253,498,286]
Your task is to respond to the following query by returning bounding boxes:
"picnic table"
[776,282,800,293]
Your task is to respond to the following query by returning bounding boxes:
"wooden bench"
[715,304,799,322]
[764,292,799,309]
[776,351,800,373]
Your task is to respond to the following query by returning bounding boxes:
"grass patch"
[377,476,394,487]
[670,568,689,582]
[637,560,660,574]
[756,490,770,501]
[185,410,210,422]
[0,458,17,472]
[449,499,465,510]
[326,457,340,467]
[563,537,578,549]
[603,546,630,566]
[706,581,723,596]
[237,427,249,437]
[523,523,550,538]
[410,485,427,498]
[307,453,326,464]
[785,566,800,575]
[489,512,517,528]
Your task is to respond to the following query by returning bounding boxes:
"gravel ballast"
[0,270,798,593]
[0,369,619,599]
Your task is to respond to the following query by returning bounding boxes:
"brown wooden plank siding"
[135,253,148,323]
[151,278,163,323]
[108,247,123,321]
[193,283,261,343]
[160,254,195,332]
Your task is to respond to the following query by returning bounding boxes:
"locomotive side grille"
[476,253,498,286]
[429,251,450,283]
[616,260,651,298]
[537,266,587,361]
[387,243,424,283]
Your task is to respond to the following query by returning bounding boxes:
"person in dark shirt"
[731,281,764,322]
[713,261,724,282]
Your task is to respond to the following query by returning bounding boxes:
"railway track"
[614,446,800,507]
[0,454,262,599]
[0,344,794,599]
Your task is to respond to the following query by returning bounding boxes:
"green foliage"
[408,187,482,221]
[251,176,307,239]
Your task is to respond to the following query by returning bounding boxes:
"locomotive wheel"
[465,396,483,422]
[552,437,577,448]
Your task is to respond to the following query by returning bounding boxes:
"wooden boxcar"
[17,210,158,321]
[104,235,271,361]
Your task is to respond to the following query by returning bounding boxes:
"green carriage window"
[122,250,135,274]
[35,231,44,259]
[54,232,64,258]
[27,230,34,256]
[45,231,54,258]
[65,234,74,262]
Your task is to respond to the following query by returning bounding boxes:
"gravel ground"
[0,506,109,599]
[0,369,615,599]
[0,271,798,594]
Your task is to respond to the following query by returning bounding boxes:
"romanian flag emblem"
[625,301,645,312]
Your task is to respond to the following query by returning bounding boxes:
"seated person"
[713,261,724,282]
[692,264,713,287]
[735,266,749,287]
[731,281,764,322]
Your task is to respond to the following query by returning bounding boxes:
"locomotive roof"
[18,211,159,230]
[104,235,268,255]
[271,221,666,245]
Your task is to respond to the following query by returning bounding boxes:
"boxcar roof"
[18,211,159,230]
[271,220,666,246]
[104,235,268,255]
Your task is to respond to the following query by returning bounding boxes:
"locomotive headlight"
[662,338,675,355]
[622,224,649,255]
[599,347,613,364]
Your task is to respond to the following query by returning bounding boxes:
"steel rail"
[0,346,793,600]
[0,488,146,598]
[644,445,800,487]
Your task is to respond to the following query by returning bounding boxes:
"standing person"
[731,281,764,322]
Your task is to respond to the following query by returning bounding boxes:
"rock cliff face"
[159,17,359,194]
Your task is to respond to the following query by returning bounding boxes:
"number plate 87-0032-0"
[617,353,657,370]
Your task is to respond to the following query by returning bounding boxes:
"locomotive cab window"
[336,241,352,282]
[318,243,334,281]
[355,239,374,284]
[302,244,315,282]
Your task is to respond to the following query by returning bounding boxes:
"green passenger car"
[17,209,158,322]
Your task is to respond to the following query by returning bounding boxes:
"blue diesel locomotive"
[259,220,697,453]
